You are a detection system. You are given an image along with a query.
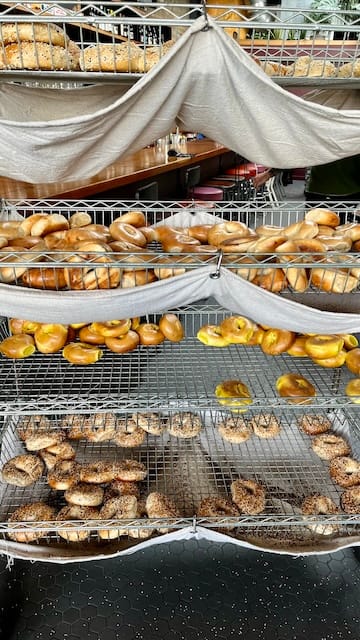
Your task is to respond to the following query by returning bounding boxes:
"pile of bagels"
[0,206,360,295]
[0,313,184,364]
[197,314,360,404]
[0,22,81,70]
[255,55,360,79]
[0,21,174,72]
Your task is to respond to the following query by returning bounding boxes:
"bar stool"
[135,181,159,201]
[225,165,253,179]
[191,185,224,201]
[185,165,201,197]
[201,179,237,200]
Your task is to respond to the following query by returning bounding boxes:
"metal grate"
[1,408,359,547]
[0,309,358,414]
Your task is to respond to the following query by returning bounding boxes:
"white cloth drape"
[0,16,359,183]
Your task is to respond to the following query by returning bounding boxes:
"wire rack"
[1,200,360,296]
[0,408,359,547]
[0,307,358,414]
[0,2,359,85]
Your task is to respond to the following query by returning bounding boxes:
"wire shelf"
[0,309,358,414]
[0,200,360,296]
[0,2,359,85]
[1,408,359,548]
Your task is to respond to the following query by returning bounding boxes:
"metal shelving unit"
[0,0,359,551]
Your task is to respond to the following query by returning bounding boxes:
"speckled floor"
[0,540,359,640]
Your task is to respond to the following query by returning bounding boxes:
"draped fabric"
[0,15,359,183]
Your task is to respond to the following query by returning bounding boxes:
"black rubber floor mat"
[0,540,359,640]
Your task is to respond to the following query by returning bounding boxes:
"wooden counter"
[0,139,235,200]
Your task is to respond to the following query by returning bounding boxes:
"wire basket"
[1,407,359,551]
[0,2,359,84]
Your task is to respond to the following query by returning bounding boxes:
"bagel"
[220,316,255,344]
[21,266,67,290]
[0,240,47,283]
[276,373,316,404]
[316,235,352,252]
[90,319,131,338]
[120,269,157,288]
[158,314,184,342]
[305,208,340,228]
[80,42,142,72]
[255,224,284,236]
[29,213,69,237]
[0,22,69,47]
[98,496,138,539]
[69,212,92,228]
[2,454,44,486]
[145,492,180,533]
[109,221,147,247]
[0,221,24,241]
[64,250,121,290]
[253,267,288,292]
[110,211,146,228]
[62,342,103,365]
[310,268,359,293]
[56,505,99,542]
[137,323,165,346]
[283,220,318,239]
[105,330,140,354]
[208,222,251,247]
[4,42,80,71]
[8,502,57,543]
[187,224,213,243]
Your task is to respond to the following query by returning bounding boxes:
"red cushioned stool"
[202,179,237,200]
[191,186,224,201]
[225,165,253,179]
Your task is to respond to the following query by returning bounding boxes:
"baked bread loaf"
[80,42,142,72]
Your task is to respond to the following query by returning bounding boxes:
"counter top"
[0,139,231,200]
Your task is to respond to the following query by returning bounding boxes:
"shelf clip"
[201,0,210,31]
[191,515,197,533]
[210,249,223,279]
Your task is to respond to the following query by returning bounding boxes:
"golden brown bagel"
[137,323,165,346]
[62,342,103,365]
[253,267,288,292]
[283,220,318,240]
[0,334,36,359]
[305,208,340,228]
[34,324,68,354]
[276,373,316,404]
[90,319,131,338]
[208,222,251,247]
[158,314,184,342]
[261,329,296,355]
[21,267,67,290]
[305,334,344,360]
[109,221,147,247]
[111,211,146,228]
[78,325,106,345]
[310,268,358,293]
[220,316,255,344]
[105,330,140,354]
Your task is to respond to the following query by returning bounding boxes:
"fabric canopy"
[0,15,360,183]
